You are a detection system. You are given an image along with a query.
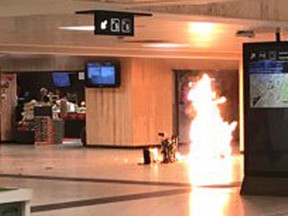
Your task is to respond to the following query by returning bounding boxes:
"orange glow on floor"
[189,188,231,216]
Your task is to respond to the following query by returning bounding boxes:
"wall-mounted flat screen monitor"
[85,62,120,88]
[52,72,71,87]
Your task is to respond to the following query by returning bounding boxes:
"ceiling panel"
[0,0,282,59]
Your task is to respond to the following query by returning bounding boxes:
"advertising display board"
[242,42,288,195]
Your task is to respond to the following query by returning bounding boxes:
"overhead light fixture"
[188,22,216,45]
[189,22,214,35]
[59,26,94,31]
[143,43,190,48]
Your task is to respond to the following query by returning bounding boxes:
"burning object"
[187,74,237,159]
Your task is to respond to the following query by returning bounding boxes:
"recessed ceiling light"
[189,22,214,34]
[59,26,94,31]
[143,43,190,48]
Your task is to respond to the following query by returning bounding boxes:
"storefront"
[14,71,86,145]
[0,57,239,148]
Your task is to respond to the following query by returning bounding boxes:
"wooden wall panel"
[86,58,238,147]
[162,58,239,71]
[86,58,133,146]
[131,58,173,146]
[1,73,17,141]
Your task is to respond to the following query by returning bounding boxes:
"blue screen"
[52,72,70,87]
[87,63,116,85]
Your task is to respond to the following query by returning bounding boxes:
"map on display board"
[249,49,288,108]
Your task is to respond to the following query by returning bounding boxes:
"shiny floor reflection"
[0,144,286,216]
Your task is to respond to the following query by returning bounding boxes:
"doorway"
[174,70,239,150]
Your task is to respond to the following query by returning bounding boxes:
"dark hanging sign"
[94,10,134,36]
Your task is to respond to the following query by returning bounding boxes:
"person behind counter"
[39,87,49,102]
[58,92,68,118]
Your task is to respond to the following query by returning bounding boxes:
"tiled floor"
[0,144,287,216]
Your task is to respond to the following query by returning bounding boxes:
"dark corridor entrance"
[174,70,239,146]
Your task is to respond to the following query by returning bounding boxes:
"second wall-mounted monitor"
[85,61,120,88]
[52,72,71,88]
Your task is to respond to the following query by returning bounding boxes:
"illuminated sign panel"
[94,10,134,36]
[247,43,288,108]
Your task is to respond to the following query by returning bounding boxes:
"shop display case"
[16,106,64,145]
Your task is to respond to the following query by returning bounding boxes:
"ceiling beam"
[0,43,241,60]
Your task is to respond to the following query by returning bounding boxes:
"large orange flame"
[187,74,237,159]
[186,74,237,185]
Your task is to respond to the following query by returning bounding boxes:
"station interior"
[1,0,288,215]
